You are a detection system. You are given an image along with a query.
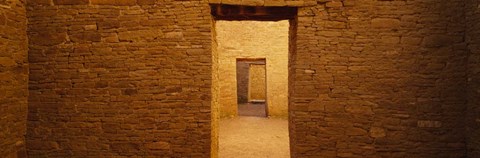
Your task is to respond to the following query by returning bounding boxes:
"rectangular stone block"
[53,0,88,5]
[0,0,7,5]
[417,120,442,128]
[0,13,5,25]
[422,35,453,48]
[137,0,155,5]
[264,0,286,6]
[371,18,400,29]
[27,0,52,5]
[91,0,136,6]
[0,57,16,67]
[30,32,67,46]
[325,1,342,8]
[241,0,264,6]
[145,142,170,150]
[285,1,304,6]
[118,30,163,42]
[69,32,102,42]
[209,0,221,4]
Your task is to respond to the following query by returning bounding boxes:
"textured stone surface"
[248,64,266,101]
[0,0,28,157]
[208,0,315,6]
[466,0,480,157]
[26,1,212,157]
[216,21,289,118]
[53,0,88,5]
[21,0,476,158]
[211,16,220,158]
[91,0,137,6]
[290,1,467,157]
[236,61,250,103]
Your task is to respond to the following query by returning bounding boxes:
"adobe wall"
[0,0,28,157]
[216,20,289,118]
[466,0,480,157]
[26,0,469,157]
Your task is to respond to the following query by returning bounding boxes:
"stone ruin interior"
[216,20,290,157]
[1,0,480,157]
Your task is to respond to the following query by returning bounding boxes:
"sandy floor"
[219,117,290,158]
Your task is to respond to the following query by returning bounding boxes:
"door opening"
[210,4,297,158]
[237,59,267,117]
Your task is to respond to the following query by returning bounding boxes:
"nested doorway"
[237,59,268,117]
[210,4,297,158]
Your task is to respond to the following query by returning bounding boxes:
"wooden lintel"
[211,4,297,21]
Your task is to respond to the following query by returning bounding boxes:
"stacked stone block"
[0,0,28,157]
[26,0,212,157]
[209,0,316,7]
[290,0,467,157]
[466,0,480,157]
[23,0,474,158]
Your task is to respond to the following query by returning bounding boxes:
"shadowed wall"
[27,0,212,157]
[466,0,480,157]
[0,0,28,157]
[236,61,249,104]
[23,0,473,157]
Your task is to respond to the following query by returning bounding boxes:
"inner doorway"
[237,59,267,117]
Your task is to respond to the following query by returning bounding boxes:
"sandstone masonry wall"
[0,0,28,157]
[26,0,470,157]
[236,61,249,103]
[216,20,289,118]
[290,1,467,157]
[248,64,266,101]
[26,0,212,157]
[466,0,480,157]
[211,17,220,158]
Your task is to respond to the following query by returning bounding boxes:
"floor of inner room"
[219,103,290,158]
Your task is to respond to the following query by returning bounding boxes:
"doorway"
[237,59,267,117]
[210,4,297,158]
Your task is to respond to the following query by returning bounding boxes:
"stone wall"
[26,0,212,157]
[466,0,480,157]
[248,64,266,101]
[211,17,220,158]
[0,0,28,157]
[236,61,249,103]
[26,0,471,157]
[290,0,467,157]
[216,20,289,118]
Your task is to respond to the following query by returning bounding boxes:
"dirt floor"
[219,117,290,158]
